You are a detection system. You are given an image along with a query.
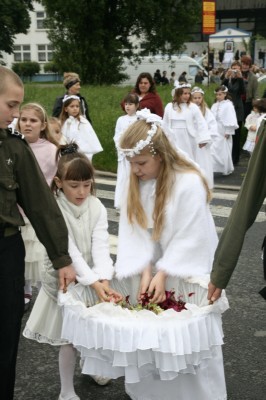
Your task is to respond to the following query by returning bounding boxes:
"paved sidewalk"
[95,151,250,191]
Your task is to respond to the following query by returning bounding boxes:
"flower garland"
[117,290,195,315]
[118,108,162,158]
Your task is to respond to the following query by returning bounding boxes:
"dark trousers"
[0,233,25,400]
[244,101,253,120]
[232,122,242,165]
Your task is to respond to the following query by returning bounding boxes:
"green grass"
[23,81,266,172]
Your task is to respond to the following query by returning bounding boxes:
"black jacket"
[222,77,246,122]
[52,93,92,124]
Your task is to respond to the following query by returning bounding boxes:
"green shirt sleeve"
[12,135,71,269]
[211,119,266,288]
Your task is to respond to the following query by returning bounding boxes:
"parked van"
[121,55,207,85]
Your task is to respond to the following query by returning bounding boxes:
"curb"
[96,170,243,192]
[96,170,242,191]
[214,184,241,191]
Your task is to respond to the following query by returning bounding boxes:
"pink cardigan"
[30,139,57,186]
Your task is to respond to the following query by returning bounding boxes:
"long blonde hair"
[119,120,211,241]
[18,103,58,146]
[191,91,208,116]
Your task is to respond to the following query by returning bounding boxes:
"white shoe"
[58,395,80,400]
[90,375,111,386]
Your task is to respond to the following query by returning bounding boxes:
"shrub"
[12,62,40,81]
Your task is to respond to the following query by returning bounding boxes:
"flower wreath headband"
[191,87,205,95]
[62,95,80,103]
[214,86,228,94]
[118,108,162,158]
[174,82,191,89]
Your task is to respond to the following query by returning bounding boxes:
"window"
[36,11,46,29]
[13,45,31,62]
[37,44,53,62]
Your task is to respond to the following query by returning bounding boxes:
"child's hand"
[91,281,112,302]
[91,281,123,303]
[137,265,153,302]
[99,280,123,303]
[147,270,167,304]
[107,288,123,303]
[250,125,257,131]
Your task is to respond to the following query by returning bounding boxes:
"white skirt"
[243,139,255,153]
[21,220,45,285]
[168,127,195,161]
[23,279,127,346]
[211,129,234,175]
[23,287,68,345]
[194,144,214,189]
[60,276,228,400]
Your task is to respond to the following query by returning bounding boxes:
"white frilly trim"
[59,277,228,384]
[23,326,69,346]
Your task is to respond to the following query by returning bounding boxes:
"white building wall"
[2,1,52,72]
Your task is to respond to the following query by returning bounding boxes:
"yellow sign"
[202,1,216,34]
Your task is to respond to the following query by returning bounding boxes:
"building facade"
[2,2,52,72]
[2,1,266,71]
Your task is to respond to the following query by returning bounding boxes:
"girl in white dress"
[23,143,122,400]
[243,99,266,153]
[60,95,103,161]
[191,86,218,189]
[211,85,238,175]
[17,103,58,310]
[163,82,211,161]
[115,110,227,400]
[113,93,139,209]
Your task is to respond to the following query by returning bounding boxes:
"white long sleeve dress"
[23,192,115,345]
[194,108,218,189]
[113,114,137,208]
[114,174,228,400]
[163,102,211,161]
[58,174,228,400]
[211,100,238,175]
[62,115,103,160]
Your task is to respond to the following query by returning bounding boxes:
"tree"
[41,0,201,84]
[12,61,40,80]
[44,61,60,73]
[0,0,34,60]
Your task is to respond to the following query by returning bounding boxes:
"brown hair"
[172,87,191,110]
[63,72,80,90]
[51,143,95,195]
[231,61,241,68]
[241,55,252,66]
[134,72,156,94]
[119,120,211,240]
[59,97,81,125]
[252,98,266,113]
[123,93,140,106]
[214,85,232,102]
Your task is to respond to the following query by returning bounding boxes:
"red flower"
[158,290,187,312]
[118,290,195,314]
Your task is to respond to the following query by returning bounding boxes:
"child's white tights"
[59,344,78,399]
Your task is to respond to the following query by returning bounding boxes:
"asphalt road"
[14,152,266,400]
